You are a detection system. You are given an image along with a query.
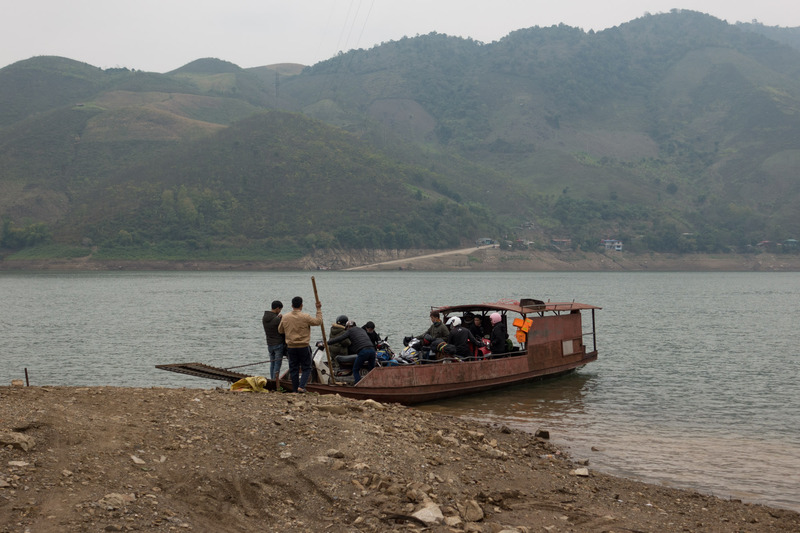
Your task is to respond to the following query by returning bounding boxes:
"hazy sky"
[2,1,798,73]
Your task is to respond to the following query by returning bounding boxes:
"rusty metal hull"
[290,351,597,404]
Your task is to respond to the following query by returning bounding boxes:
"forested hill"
[2,10,800,261]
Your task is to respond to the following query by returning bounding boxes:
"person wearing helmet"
[445,316,461,329]
[489,312,509,354]
[328,314,351,357]
[446,316,481,359]
[328,320,377,385]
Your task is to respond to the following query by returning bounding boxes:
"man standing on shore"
[278,296,322,393]
[262,300,285,380]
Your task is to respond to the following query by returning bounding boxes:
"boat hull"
[275,350,597,404]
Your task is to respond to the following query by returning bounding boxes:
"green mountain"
[65,111,501,251]
[737,22,800,52]
[280,11,800,249]
[2,10,800,260]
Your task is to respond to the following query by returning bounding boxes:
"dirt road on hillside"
[344,246,485,271]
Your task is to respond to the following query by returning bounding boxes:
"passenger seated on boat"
[489,312,509,355]
[328,315,352,357]
[363,321,380,346]
[446,317,481,359]
[462,312,475,326]
[435,341,457,360]
[419,311,450,340]
[328,320,377,385]
[419,335,444,360]
[468,315,487,338]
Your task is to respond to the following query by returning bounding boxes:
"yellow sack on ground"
[230,376,268,392]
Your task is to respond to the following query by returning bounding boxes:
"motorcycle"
[401,334,491,362]
[401,334,449,362]
[392,337,424,364]
[375,337,396,363]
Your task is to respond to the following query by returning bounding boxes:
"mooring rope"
[225,359,270,370]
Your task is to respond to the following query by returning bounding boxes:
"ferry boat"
[157,298,600,404]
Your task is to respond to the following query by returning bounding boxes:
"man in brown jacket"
[278,296,322,392]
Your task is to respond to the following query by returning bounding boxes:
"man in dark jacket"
[363,321,380,346]
[421,310,449,339]
[468,315,486,339]
[489,312,508,355]
[445,317,481,359]
[262,300,285,380]
[329,321,377,384]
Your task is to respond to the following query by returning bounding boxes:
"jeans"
[287,346,313,391]
[352,347,376,384]
[268,343,286,380]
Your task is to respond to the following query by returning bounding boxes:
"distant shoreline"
[2,249,800,272]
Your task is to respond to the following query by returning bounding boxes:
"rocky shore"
[2,386,798,532]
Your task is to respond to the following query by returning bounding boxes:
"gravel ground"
[1,386,798,532]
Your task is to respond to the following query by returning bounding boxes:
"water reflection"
[419,369,799,512]
[417,371,592,427]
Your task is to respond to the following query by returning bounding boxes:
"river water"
[1,270,799,512]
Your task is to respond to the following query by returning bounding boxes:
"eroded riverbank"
[2,386,798,532]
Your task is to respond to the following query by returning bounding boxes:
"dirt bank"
[3,248,800,272]
[1,386,798,532]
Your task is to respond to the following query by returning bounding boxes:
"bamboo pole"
[311,276,337,384]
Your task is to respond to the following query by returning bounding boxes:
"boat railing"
[409,350,525,365]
